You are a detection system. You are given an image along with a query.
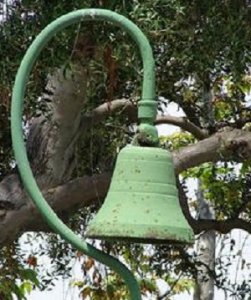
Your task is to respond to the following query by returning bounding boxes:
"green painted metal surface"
[86,145,194,244]
[11,8,195,300]
[10,9,161,300]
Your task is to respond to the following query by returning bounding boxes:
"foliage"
[1,0,251,299]
[0,243,39,299]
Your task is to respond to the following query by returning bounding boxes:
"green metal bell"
[85,145,194,244]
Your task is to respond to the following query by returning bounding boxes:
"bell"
[85,145,194,244]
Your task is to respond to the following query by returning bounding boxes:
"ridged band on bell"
[85,145,194,244]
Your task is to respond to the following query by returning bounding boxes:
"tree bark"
[193,180,215,300]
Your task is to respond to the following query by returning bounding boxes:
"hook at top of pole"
[13,8,158,142]
[11,9,159,300]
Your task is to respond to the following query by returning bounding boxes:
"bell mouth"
[85,223,194,245]
[85,236,193,245]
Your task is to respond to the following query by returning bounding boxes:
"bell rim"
[86,222,194,245]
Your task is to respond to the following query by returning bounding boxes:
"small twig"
[157,271,184,300]
[68,22,82,63]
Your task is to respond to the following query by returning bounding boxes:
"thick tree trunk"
[193,180,215,300]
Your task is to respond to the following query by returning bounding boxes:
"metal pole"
[11,9,157,299]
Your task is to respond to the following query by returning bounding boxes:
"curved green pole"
[11,9,158,300]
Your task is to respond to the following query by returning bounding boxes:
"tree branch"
[2,127,251,244]
[156,115,208,140]
[3,68,251,246]
[173,128,251,174]
[81,98,208,140]
[0,172,111,246]
[193,218,251,235]
[178,181,251,235]
[86,98,137,124]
